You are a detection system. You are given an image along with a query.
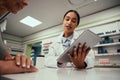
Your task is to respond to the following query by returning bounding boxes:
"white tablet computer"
[57,29,101,62]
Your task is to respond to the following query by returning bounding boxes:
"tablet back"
[57,30,101,62]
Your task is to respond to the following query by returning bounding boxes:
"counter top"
[1,67,120,80]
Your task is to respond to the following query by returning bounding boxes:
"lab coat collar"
[57,31,79,44]
[61,34,73,43]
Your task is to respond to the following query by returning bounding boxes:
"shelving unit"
[99,32,120,38]
[94,42,120,47]
[5,40,24,55]
[95,64,120,68]
[9,48,24,56]
[42,42,52,55]
[93,31,120,67]
[95,53,120,56]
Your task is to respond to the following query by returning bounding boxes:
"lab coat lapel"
[71,31,79,45]
[56,34,64,55]
[57,31,79,55]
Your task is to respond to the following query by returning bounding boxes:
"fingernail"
[27,65,30,68]
[84,43,87,46]
[17,54,20,56]
[22,64,26,67]
[79,44,82,47]
[31,63,34,66]
[12,56,15,59]
[16,62,20,65]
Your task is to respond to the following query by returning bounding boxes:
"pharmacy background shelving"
[93,31,120,67]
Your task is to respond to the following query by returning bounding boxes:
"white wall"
[22,6,120,45]
[3,6,120,44]
[78,6,120,30]
[3,33,23,42]
[3,6,120,56]
[89,21,120,34]
[23,24,63,44]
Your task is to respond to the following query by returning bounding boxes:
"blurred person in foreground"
[0,0,37,74]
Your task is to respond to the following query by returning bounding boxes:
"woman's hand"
[68,43,91,69]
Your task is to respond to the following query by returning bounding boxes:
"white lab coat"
[44,31,95,68]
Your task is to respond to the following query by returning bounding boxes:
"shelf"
[94,42,120,47]
[10,53,24,56]
[95,64,120,67]
[95,53,120,56]
[99,32,120,38]
[43,51,48,52]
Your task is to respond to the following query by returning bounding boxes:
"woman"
[44,10,95,69]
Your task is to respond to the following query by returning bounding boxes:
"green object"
[25,42,42,66]
[25,44,32,57]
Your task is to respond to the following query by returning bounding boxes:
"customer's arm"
[1,51,34,68]
[0,60,37,75]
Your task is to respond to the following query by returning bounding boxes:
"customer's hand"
[4,45,34,68]
[14,54,34,68]
[4,51,34,69]
[6,53,34,68]
[68,43,91,69]
[0,60,37,74]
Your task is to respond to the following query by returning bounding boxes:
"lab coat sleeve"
[44,44,58,68]
[85,49,95,68]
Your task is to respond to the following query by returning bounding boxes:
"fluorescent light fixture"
[68,0,84,5]
[20,16,42,27]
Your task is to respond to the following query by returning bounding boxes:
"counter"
[1,67,120,80]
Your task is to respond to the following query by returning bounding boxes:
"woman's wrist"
[75,62,87,69]
[57,61,63,67]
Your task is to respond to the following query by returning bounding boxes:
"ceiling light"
[68,0,86,5]
[20,16,42,27]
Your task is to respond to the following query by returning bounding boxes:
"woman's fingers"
[69,42,91,69]
[73,46,77,59]
[82,42,87,52]
[78,43,82,57]
[68,52,73,62]
[82,42,88,57]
